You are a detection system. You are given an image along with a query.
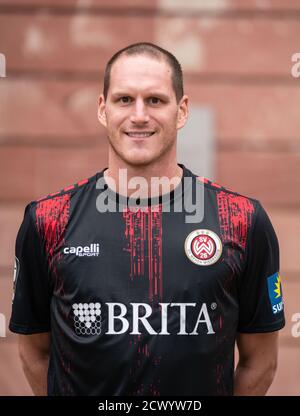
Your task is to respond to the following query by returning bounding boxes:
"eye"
[148,97,161,105]
[119,96,132,104]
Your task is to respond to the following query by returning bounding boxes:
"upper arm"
[9,203,52,335]
[236,331,279,367]
[238,202,285,333]
[19,332,51,360]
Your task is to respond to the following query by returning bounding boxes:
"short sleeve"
[237,201,285,333]
[9,203,52,334]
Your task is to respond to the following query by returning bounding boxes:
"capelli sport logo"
[63,244,100,257]
[267,272,284,315]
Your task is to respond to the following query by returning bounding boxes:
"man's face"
[98,54,188,167]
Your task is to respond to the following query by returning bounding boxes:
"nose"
[130,97,149,124]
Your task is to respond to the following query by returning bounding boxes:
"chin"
[120,150,158,167]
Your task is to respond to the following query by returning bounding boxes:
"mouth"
[124,131,156,138]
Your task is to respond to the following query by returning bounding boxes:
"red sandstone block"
[226,0,300,11]
[0,204,24,268]
[0,147,37,200]
[0,144,298,207]
[186,83,300,143]
[0,144,108,202]
[0,339,33,395]
[1,0,300,11]
[0,0,156,8]
[277,279,300,341]
[268,210,300,274]
[0,13,299,75]
[1,80,300,144]
[156,17,299,76]
[158,0,300,11]
[0,79,101,140]
[34,145,108,197]
[0,14,155,72]
[216,150,300,206]
[0,276,14,340]
[268,344,300,396]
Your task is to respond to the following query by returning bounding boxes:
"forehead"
[109,54,174,95]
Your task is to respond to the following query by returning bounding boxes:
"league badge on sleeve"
[267,272,284,314]
[184,229,222,266]
[12,256,20,302]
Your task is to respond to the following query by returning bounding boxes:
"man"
[10,42,285,396]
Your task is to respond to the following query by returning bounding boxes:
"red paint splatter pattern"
[123,205,163,395]
[217,191,255,266]
[123,206,163,303]
[35,194,70,277]
[35,194,72,394]
[215,191,255,394]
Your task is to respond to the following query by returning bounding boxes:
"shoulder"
[197,176,261,217]
[197,176,258,206]
[196,177,271,248]
[182,164,260,215]
[23,172,100,228]
[36,173,99,204]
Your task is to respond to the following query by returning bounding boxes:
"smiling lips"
[125,131,155,138]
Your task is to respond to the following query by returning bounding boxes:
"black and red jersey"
[9,164,285,396]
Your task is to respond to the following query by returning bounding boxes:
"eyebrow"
[110,91,170,101]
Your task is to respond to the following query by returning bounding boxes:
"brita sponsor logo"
[64,244,100,257]
[72,302,216,336]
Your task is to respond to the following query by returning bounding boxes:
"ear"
[98,94,107,128]
[176,94,189,130]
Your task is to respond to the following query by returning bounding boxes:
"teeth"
[126,132,154,138]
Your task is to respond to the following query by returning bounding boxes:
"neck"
[105,155,183,199]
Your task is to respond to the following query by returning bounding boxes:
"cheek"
[160,115,178,134]
[105,105,126,124]
[106,115,123,134]
[160,109,178,124]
